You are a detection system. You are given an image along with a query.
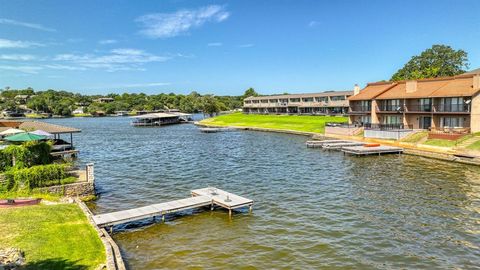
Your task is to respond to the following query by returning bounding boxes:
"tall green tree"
[391,45,469,81]
[243,88,258,99]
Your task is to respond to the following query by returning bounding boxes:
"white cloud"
[136,5,230,38]
[53,48,170,72]
[0,65,43,74]
[238,44,254,48]
[99,39,118,45]
[0,54,36,61]
[43,64,87,71]
[0,18,56,32]
[0,38,44,49]
[207,42,223,47]
[308,21,319,27]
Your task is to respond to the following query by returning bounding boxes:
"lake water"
[46,117,480,269]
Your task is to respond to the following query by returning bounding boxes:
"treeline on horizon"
[0,88,252,116]
[1,45,471,117]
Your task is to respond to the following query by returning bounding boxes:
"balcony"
[377,105,403,112]
[349,106,371,113]
[405,105,432,113]
[435,104,470,113]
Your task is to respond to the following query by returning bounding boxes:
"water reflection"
[45,117,480,269]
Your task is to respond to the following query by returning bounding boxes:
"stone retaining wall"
[37,181,95,197]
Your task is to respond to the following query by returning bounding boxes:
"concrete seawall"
[196,121,480,166]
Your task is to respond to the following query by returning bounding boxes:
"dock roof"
[18,121,81,134]
[131,113,180,119]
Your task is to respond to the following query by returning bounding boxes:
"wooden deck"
[342,145,404,156]
[92,187,253,229]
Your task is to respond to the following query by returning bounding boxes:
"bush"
[0,142,52,172]
[3,164,70,191]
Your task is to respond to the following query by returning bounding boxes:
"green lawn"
[423,139,458,148]
[200,113,348,134]
[0,204,105,270]
[401,131,429,143]
[467,139,480,150]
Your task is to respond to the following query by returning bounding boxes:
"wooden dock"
[92,187,253,230]
[322,142,365,149]
[342,145,403,156]
[305,140,350,148]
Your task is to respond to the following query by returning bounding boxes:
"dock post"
[228,209,232,219]
[210,202,214,211]
[109,226,113,234]
[249,204,253,213]
[162,215,165,222]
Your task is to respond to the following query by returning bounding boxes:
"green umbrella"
[4,132,47,142]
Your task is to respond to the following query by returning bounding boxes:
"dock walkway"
[342,145,403,155]
[92,187,253,230]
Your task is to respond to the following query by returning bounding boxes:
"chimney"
[474,75,480,90]
[353,84,360,96]
[406,80,417,93]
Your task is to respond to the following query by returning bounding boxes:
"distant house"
[93,97,114,103]
[14,95,33,105]
[72,107,85,114]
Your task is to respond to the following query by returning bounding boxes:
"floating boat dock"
[342,145,404,155]
[92,187,253,231]
[307,139,403,156]
[305,140,350,148]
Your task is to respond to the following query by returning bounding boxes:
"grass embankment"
[0,204,105,270]
[200,113,347,133]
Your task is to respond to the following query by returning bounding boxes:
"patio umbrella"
[0,128,25,136]
[4,132,47,142]
[30,129,54,138]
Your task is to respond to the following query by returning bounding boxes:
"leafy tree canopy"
[243,88,258,99]
[391,45,469,81]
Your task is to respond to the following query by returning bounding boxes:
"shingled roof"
[18,121,81,134]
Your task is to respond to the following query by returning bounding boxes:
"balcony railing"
[349,106,371,112]
[377,105,403,112]
[435,104,470,113]
[405,105,432,112]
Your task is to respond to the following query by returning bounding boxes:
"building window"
[244,100,251,104]
[439,97,465,112]
[269,99,278,103]
[260,99,268,103]
[440,117,465,128]
[289,98,300,102]
[360,115,371,124]
[316,97,328,103]
[383,115,402,124]
[330,96,346,101]
[381,99,401,111]
[302,97,314,102]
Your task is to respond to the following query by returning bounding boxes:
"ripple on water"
[44,117,480,270]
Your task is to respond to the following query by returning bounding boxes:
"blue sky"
[0,0,479,95]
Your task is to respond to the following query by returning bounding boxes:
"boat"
[0,198,41,208]
[199,127,235,133]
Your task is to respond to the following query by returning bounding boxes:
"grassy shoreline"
[0,203,105,270]
[200,113,347,134]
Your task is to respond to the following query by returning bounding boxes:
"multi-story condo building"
[243,91,353,115]
[348,73,480,133]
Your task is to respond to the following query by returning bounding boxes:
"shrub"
[0,142,52,172]
[3,164,70,191]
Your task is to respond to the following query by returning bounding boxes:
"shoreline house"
[348,73,480,134]
[243,91,353,115]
